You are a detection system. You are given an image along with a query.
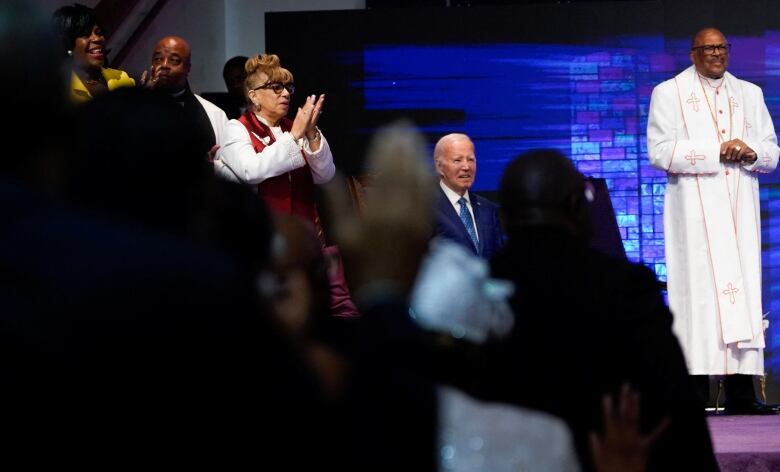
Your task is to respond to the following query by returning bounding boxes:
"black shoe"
[722,402,779,415]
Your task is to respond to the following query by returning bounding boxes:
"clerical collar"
[698,73,725,90]
[169,88,187,106]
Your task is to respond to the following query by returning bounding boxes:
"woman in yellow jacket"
[52,4,135,103]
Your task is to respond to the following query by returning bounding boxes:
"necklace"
[699,74,724,94]
[78,72,105,86]
[698,74,731,143]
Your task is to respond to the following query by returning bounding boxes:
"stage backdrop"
[268,0,780,396]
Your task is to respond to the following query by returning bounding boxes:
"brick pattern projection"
[570,49,665,273]
[353,36,780,369]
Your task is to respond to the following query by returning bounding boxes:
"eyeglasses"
[252,82,295,95]
[691,43,731,55]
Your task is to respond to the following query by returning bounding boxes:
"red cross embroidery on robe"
[686,92,700,112]
[684,150,705,165]
[722,282,739,304]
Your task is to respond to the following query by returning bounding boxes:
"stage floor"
[708,415,780,471]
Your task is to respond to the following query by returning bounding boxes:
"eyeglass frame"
[690,43,731,55]
[250,81,296,95]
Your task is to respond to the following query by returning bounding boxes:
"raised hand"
[138,66,159,90]
[323,122,434,298]
[589,384,670,472]
[306,94,325,136]
[291,94,317,140]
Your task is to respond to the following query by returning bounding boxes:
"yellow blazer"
[70,67,135,103]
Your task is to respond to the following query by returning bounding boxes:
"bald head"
[499,149,590,238]
[690,27,729,79]
[691,27,724,47]
[434,133,476,195]
[151,35,191,93]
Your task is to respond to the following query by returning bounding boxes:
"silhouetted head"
[1,0,70,181]
[70,87,208,233]
[223,55,248,99]
[499,149,591,239]
[268,215,330,338]
[208,178,274,277]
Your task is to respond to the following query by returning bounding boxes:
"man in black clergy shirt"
[142,35,229,165]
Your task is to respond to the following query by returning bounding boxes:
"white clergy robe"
[647,65,779,375]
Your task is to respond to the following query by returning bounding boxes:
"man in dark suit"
[475,149,718,471]
[433,133,504,258]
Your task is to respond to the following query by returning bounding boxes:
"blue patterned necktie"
[458,197,479,251]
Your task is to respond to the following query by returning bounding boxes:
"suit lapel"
[438,188,477,252]
[438,187,460,223]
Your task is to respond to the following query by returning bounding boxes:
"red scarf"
[237,112,322,239]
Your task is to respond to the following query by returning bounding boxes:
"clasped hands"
[720,139,757,164]
[291,94,325,148]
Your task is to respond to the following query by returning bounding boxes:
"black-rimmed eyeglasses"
[252,82,295,95]
[691,43,731,55]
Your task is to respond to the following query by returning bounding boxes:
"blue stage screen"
[267,2,780,377]
[335,35,780,371]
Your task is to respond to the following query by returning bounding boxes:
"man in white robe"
[647,27,779,414]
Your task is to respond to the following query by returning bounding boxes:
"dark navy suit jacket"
[434,186,504,259]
